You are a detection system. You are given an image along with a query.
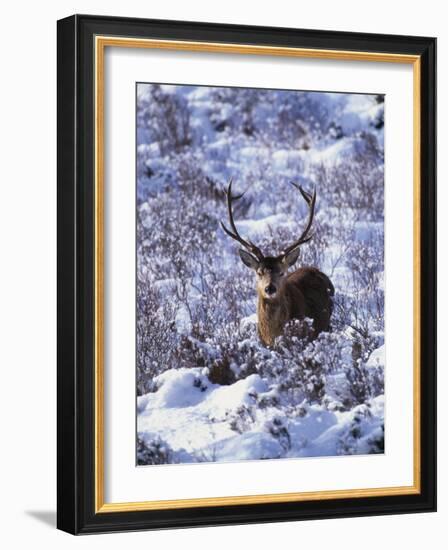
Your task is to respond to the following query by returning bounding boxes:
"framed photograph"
[57,14,436,534]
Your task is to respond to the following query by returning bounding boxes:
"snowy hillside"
[136,84,385,464]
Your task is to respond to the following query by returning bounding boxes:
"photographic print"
[136,83,385,465]
[58,16,436,533]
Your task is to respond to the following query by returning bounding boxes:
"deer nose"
[265,284,277,295]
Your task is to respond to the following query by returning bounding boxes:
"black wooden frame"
[57,14,436,534]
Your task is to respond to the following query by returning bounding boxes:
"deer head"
[221,180,316,301]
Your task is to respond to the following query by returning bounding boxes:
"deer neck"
[257,293,289,347]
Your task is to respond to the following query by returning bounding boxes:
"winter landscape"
[136,83,385,465]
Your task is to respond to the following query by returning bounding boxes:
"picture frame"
[57,14,436,534]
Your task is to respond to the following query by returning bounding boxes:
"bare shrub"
[207,361,237,386]
[136,282,179,395]
[229,405,256,434]
[137,435,174,465]
[312,156,384,220]
[265,417,292,451]
[138,84,191,155]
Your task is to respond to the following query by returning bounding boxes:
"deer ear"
[282,247,300,267]
[238,249,260,270]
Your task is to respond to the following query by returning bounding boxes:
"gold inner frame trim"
[94,35,421,514]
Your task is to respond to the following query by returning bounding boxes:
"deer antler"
[220,179,265,261]
[282,182,316,255]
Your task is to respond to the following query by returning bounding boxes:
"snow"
[307,138,353,164]
[138,367,384,464]
[239,313,258,332]
[236,214,291,236]
[272,149,304,170]
[301,397,384,457]
[366,345,385,368]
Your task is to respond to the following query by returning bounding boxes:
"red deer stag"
[221,180,334,346]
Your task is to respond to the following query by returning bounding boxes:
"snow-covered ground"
[136,84,385,465]
[137,364,384,464]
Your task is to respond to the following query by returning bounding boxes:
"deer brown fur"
[222,180,334,346]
